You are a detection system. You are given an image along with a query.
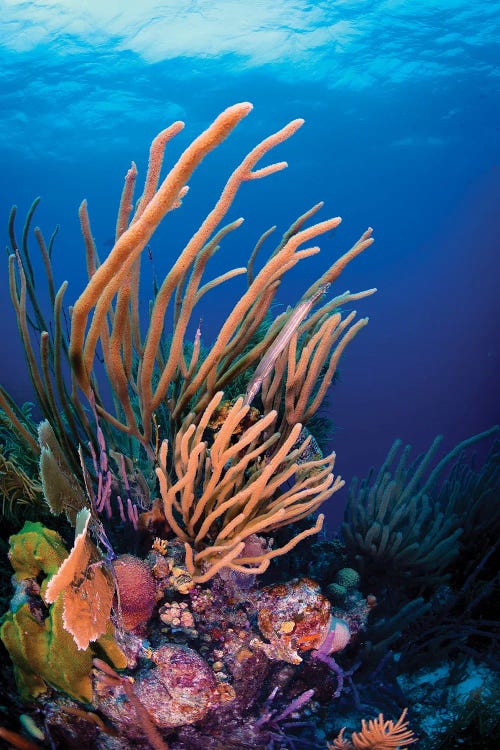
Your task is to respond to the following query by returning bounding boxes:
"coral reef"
[0,102,375,749]
[0,102,498,749]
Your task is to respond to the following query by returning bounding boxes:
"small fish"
[244,283,330,406]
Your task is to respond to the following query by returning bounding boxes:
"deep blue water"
[1,0,499,527]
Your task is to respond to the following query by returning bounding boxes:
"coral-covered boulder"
[135,645,218,728]
[112,554,156,631]
[256,577,332,663]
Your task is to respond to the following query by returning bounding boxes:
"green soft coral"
[1,520,126,702]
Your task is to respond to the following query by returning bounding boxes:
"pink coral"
[112,554,156,631]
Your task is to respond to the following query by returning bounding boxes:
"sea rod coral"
[2,102,375,574]
[68,102,374,445]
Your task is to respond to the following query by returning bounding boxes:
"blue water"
[1,0,499,525]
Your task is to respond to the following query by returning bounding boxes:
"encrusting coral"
[6,520,68,596]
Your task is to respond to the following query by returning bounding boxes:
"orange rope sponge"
[328,708,417,750]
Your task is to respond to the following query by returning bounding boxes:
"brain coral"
[112,554,156,631]
[335,567,360,589]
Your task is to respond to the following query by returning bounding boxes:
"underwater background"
[1,0,499,509]
[0,2,499,750]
